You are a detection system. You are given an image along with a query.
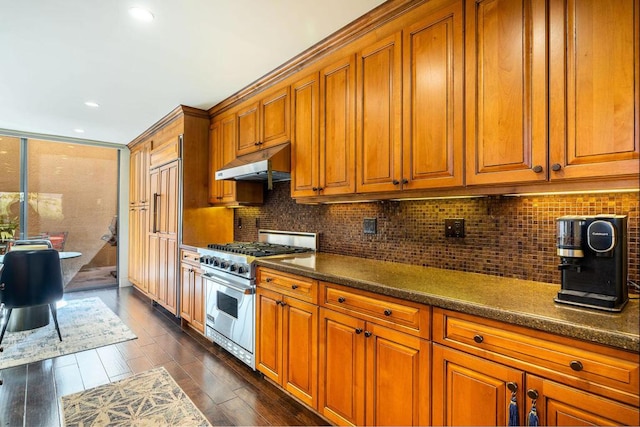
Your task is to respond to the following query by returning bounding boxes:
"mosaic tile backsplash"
[234,182,639,285]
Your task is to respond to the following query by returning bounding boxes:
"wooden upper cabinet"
[236,86,290,156]
[321,55,357,196]
[548,0,640,180]
[291,55,356,199]
[129,141,150,206]
[465,0,548,185]
[402,0,464,190]
[291,72,320,198]
[208,120,224,203]
[356,32,403,193]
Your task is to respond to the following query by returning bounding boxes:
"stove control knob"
[199,256,207,263]
[237,265,247,274]
[213,258,220,267]
[229,264,237,272]
[220,261,229,269]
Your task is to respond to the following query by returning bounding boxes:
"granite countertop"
[256,252,640,352]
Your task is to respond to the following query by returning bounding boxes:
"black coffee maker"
[555,215,628,311]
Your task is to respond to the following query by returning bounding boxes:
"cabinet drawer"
[433,308,640,402]
[180,249,200,266]
[257,268,317,303]
[320,282,429,339]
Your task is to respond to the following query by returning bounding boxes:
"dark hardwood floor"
[0,287,329,426]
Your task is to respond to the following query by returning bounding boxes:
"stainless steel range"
[197,230,317,370]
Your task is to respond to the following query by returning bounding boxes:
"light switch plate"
[363,218,377,234]
[445,218,465,238]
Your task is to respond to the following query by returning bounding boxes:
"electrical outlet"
[363,218,377,234]
[445,218,465,238]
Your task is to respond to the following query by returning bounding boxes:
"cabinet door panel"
[321,55,356,195]
[165,238,177,313]
[291,73,319,198]
[236,101,260,156]
[262,87,290,147]
[466,0,547,184]
[319,308,366,426]
[403,1,464,189]
[208,121,223,203]
[180,264,192,322]
[432,344,525,426]
[192,267,204,333]
[147,234,159,298]
[366,323,430,427]
[549,0,639,179]
[526,375,640,426]
[256,288,282,383]
[283,297,318,408]
[356,32,403,193]
[220,114,238,202]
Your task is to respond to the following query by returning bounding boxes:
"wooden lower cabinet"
[432,343,525,426]
[180,250,204,334]
[319,307,430,426]
[256,287,318,408]
[526,375,640,427]
[147,234,177,314]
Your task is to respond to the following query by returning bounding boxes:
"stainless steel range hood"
[215,143,291,187]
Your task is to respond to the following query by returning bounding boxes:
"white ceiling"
[0,0,385,145]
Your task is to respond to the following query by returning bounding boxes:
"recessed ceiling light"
[84,101,100,108]
[129,7,154,22]
[74,129,85,133]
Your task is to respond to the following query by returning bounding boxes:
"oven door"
[203,270,255,354]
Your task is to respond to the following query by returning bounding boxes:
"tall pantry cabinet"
[128,106,233,315]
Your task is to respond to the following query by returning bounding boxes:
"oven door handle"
[203,273,255,295]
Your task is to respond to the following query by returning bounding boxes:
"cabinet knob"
[280,301,287,307]
[291,284,299,290]
[527,389,539,400]
[364,331,372,338]
[551,163,562,171]
[254,142,260,146]
[355,328,363,334]
[402,178,408,184]
[507,382,518,393]
[473,334,484,344]
[265,278,273,282]
[312,187,318,191]
[383,309,392,316]
[569,360,583,371]
[337,297,346,303]
[392,180,400,185]
[0,283,5,291]
[532,165,543,173]
[317,187,324,191]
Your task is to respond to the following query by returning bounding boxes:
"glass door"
[0,136,22,253]
[0,134,120,291]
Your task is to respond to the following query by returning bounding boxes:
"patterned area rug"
[62,367,211,426]
[0,297,136,369]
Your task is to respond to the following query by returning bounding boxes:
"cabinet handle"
[152,193,160,233]
[507,382,518,393]
[275,300,281,306]
[312,187,318,191]
[532,165,543,173]
[254,141,260,146]
[364,331,372,338]
[527,389,539,400]
[402,178,408,184]
[265,278,273,282]
[569,360,583,371]
[317,187,324,191]
[392,180,400,185]
[383,309,392,316]
[337,297,346,303]
[291,284,299,289]
[473,334,484,344]
[280,301,287,307]
[355,328,363,334]
[551,163,562,171]
[0,283,5,291]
